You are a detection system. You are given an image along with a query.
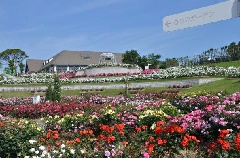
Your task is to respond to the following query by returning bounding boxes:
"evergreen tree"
[52,74,61,102]
[45,83,52,101]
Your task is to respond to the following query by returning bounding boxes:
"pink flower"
[142,151,150,158]
[105,150,111,157]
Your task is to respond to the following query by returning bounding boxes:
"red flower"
[107,136,115,143]
[0,122,4,127]
[46,130,51,139]
[52,130,59,139]
[116,123,125,132]
[88,129,94,135]
[148,144,154,154]
[67,140,74,146]
[234,133,240,150]
[181,137,189,147]
[219,129,229,138]
[142,125,148,130]
[135,126,141,132]
[156,121,164,127]
[154,127,163,134]
[75,138,80,143]
[55,141,61,147]
[156,137,167,145]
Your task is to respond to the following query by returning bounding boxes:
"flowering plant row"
[0,91,240,157]
[1,66,240,84]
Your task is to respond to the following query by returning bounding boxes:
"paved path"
[0,78,223,92]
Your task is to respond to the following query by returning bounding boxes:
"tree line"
[123,41,240,68]
[0,41,239,75]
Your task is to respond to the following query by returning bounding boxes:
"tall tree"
[0,49,28,74]
[122,50,141,65]
[19,62,25,74]
[147,53,161,68]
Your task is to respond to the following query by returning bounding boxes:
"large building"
[25,50,123,73]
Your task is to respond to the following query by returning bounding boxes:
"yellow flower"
[150,123,156,130]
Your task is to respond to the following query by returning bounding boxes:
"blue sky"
[0,0,239,61]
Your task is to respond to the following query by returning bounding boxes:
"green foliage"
[0,119,42,158]
[0,49,28,74]
[45,83,53,101]
[19,62,25,74]
[52,74,61,102]
[8,59,16,75]
[122,50,141,65]
[147,53,161,68]
[45,74,61,102]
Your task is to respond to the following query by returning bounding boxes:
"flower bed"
[1,65,240,84]
[0,91,240,157]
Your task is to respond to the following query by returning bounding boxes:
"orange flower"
[55,141,61,147]
[234,133,240,150]
[219,129,229,138]
[75,138,81,143]
[148,144,154,154]
[156,121,164,127]
[67,140,74,146]
[135,126,141,132]
[97,134,106,141]
[116,123,125,132]
[52,130,59,139]
[142,125,148,130]
[46,130,51,139]
[40,138,46,142]
[148,136,154,142]
[181,137,189,147]
[217,139,230,151]
[156,137,167,145]
[221,141,230,151]
[154,127,163,134]
[209,142,215,149]
[0,122,4,127]
[122,141,128,146]
[107,135,115,143]
[47,145,51,151]
[88,129,94,135]
[106,126,114,134]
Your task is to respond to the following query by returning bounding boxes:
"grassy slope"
[208,60,240,67]
[1,78,239,98]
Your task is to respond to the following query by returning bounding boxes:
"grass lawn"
[207,60,240,67]
[0,77,239,98]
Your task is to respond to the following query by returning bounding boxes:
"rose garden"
[0,64,240,158]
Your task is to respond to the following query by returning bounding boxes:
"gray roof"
[25,59,45,72]
[25,50,124,73]
[40,50,123,70]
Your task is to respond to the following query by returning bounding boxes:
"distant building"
[25,50,123,73]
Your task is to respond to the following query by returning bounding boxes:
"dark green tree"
[8,59,16,74]
[52,74,61,102]
[137,55,149,70]
[19,62,25,74]
[147,53,161,68]
[165,58,179,68]
[0,49,28,74]
[122,50,141,65]
[45,83,53,102]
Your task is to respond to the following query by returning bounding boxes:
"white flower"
[29,148,35,153]
[29,139,37,144]
[53,150,58,153]
[24,156,30,158]
[70,149,75,154]
[35,150,39,154]
[60,144,65,148]
[61,149,66,153]
[39,146,45,151]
